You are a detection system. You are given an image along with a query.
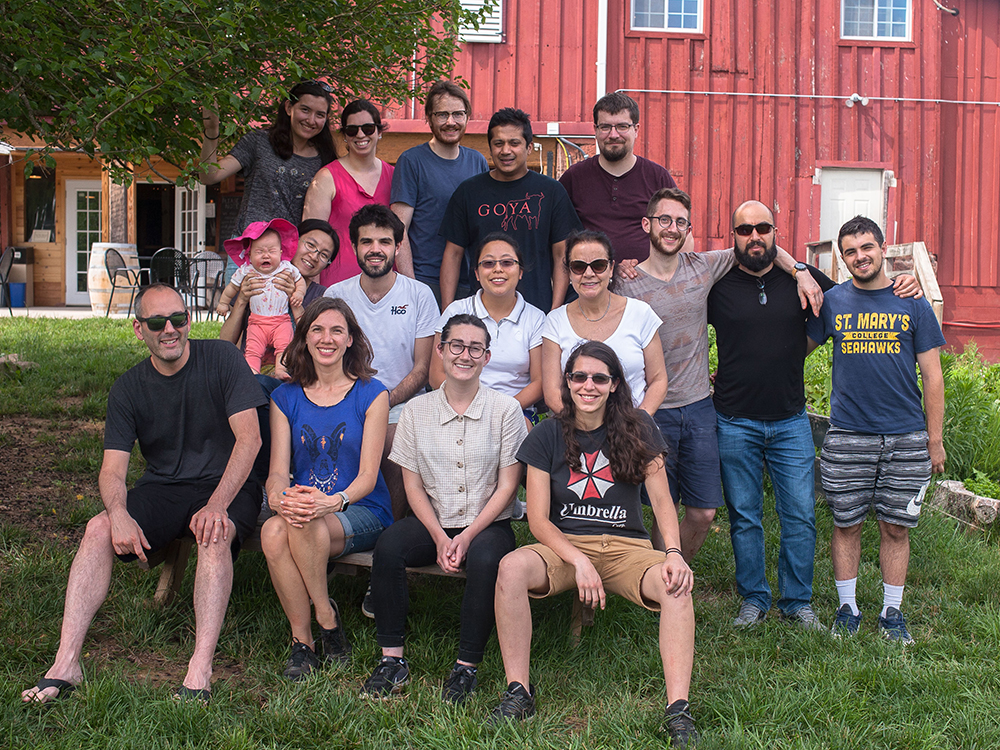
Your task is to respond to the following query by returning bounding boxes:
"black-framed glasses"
[648,214,690,231]
[568,258,611,275]
[756,278,767,306]
[441,340,487,358]
[137,311,189,331]
[302,239,333,264]
[478,258,519,270]
[734,222,775,237]
[343,122,378,137]
[566,371,614,386]
[596,123,635,135]
[431,110,468,123]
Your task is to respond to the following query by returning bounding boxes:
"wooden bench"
[140,526,595,643]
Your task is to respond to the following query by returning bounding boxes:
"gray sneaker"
[780,604,827,632]
[733,601,767,628]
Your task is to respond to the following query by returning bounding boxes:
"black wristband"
[665,547,683,557]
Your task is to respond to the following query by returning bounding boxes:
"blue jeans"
[716,407,816,614]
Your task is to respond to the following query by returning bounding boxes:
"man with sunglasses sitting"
[22,283,264,704]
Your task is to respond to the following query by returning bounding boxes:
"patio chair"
[0,246,13,316]
[189,251,226,321]
[149,247,195,309]
[104,248,145,317]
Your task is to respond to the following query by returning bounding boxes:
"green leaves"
[1,0,480,184]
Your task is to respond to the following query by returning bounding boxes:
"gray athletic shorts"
[820,427,931,528]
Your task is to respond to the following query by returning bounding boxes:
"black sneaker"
[442,662,478,704]
[282,639,320,681]
[361,583,375,619]
[488,681,536,724]
[361,656,409,699]
[318,598,351,664]
[663,699,698,748]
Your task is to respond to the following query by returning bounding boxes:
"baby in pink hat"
[217,218,307,378]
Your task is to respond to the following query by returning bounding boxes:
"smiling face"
[305,309,353,371]
[343,110,379,156]
[567,354,617,419]
[284,94,330,145]
[293,229,335,280]
[643,197,691,258]
[133,286,190,372]
[439,323,490,384]
[354,224,397,278]
[567,240,614,298]
[427,92,469,147]
[248,230,282,274]
[732,201,777,273]
[595,109,637,163]
[489,124,530,181]
[474,240,521,298]
[840,231,888,286]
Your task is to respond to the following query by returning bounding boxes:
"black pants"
[370,515,515,664]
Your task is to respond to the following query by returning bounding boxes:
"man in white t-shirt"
[324,205,438,520]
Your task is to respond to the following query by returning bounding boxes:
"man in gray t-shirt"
[618,188,819,561]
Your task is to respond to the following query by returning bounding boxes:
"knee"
[496,550,534,590]
[880,522,910,543]
[84,511,113,540]
[683,507,716,531]
[260,516,289,558]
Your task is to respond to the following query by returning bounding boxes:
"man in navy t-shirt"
[807,215,946,644]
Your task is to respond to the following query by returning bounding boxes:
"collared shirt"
[437,290,546,399]
[388,383,528,529]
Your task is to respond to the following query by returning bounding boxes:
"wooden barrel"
[88,243,140,316]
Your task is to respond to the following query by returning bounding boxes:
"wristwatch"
[792,262,808,278]
[336,490,350,510]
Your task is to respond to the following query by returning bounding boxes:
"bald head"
[732,200,774,229]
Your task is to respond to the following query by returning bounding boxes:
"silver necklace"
[579,294,612,322]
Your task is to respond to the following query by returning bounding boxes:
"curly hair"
[282,297,376,386]
[558,341,665,485]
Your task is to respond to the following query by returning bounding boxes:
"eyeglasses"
[431,110,468,123]
[298,79,333,93]
[648,214,690,231]
[596,123,635,135]
[343,122,378,137]
[568,258,611,275]
[302,239,333,264]
[137,311,189,331]
[441,340,487,358]
[478,258,519,270]
[566,371,614,386]
[734,222,775,237]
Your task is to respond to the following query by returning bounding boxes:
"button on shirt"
[388,383,528,528]
[437,290,546,399]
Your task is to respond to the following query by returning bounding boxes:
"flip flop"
[172,685,211,705]
[24,677,76,704]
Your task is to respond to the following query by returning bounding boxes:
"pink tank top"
[319,159,394,286]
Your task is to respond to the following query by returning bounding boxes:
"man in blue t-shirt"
[807,215,946,644]
[391,81,489,306]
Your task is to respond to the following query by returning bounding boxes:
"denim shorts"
[654,397,724,509]
[333,503,386,555]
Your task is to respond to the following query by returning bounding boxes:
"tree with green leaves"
[1,0,487,182]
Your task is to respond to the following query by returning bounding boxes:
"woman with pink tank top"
[302,99,393,286]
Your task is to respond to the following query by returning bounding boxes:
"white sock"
[835,578,860,616]
[881,583,904,617]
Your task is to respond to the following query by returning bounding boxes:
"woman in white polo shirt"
[430,232,546,424]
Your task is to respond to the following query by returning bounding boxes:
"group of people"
[21,82,947,750]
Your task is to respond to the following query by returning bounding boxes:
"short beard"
[600,144,628,163]
[735,240,777,273]
[362,261,393,279]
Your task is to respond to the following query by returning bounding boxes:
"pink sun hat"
[223,218,299,267]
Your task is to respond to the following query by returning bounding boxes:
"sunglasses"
[566,371,614,386]
[343,122,378,137]
[478,258,519,270]
[734,222,775,237]
[568,258,611,275]
[137,311,189,331]
[298,79,333,93]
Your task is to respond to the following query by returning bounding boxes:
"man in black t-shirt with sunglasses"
[22,283,264,705]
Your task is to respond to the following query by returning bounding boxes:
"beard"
[599,142,628,162]
[735,239,777,272]
[360,255,393,278]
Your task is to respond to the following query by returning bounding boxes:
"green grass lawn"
[2,318,1000,749]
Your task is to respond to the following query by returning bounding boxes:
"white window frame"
[630,0,703,34]
[840,0,911,41]
[459,0,503,44]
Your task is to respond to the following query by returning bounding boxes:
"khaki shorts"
[524,534,667,611]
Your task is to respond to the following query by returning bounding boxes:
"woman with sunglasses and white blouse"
[541,230,667,416]
[302,99,394,286]
[431,232,546,426]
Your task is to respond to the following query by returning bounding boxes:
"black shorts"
[116,479,261,563]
